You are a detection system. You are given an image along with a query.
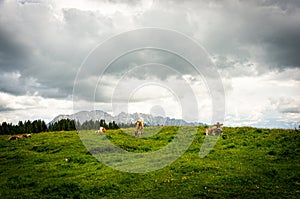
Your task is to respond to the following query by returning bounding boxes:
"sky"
[0,0,299,128]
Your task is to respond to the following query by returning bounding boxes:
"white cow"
[95,127,107,134]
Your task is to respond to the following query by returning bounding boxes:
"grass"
[0,126,299,198]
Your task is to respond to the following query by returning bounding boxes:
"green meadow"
[0,126,299,198]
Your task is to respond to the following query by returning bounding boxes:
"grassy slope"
[0,127,299,198]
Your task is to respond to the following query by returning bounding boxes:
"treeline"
[50,119,120,131]
[0,119,121,135]
[118,122,136,128]
[0,120,47,135]
[77,119,119,130]
[48,119,76,132]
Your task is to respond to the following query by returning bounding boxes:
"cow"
[8,135,24,141]
[206,122,223,136]
[135,119,144,137]
[23,134,31,138]
[95,127,107,134]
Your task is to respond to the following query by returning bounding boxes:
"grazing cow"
[95,127,107,134]
[135,119,144,137]
[23,134,31,138]
[8,135,24,141]
[206,122,223,136]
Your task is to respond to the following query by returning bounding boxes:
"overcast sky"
[0,0,299,128]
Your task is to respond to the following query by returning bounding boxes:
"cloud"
[0,25,31,73]
[0,0,299,128]
[0,92,73,123]
[270,96,300,113]
[183,0,300,70]
[1,0,299,96]
[223,72,300,128]
[0,1,113,98]
[73,73,209,122]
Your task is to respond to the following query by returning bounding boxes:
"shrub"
[256,129,263,133]
[256,143,262,147]
[242,142,248,146]
[238,129,245,134]
[267,150,276,155]
[222,134,227,139]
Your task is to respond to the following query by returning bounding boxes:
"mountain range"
[49,110,205,126]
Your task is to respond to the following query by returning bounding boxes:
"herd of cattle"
[95,120,223,136]
[8,121,223,140]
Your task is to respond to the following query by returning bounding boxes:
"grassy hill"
[0,126,299,198]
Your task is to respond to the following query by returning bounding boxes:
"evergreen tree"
[18,121,24,134]
[1,122,9,135]
[41,120,47,132]
[112,121,119,129]
[25,120,32,134]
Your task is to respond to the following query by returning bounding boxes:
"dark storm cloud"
[238,1,300,69]
[0,28,30,72]
[187,0,300,71]
[252,0,300,11]
[0,0,299,128]
[103,49,202,80]
[1,0,299,100]
[0,2,107,98]
[263,27,300,68]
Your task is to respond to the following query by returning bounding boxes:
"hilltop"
[0,126,299,198]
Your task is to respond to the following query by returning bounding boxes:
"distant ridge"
[49,110,205,126]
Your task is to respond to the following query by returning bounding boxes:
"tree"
[49,119,77,131]
[1,122,9,135]
[41,120,47,132]
[25,120,32,134]
[18,121,24,134]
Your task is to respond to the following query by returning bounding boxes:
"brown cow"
[8,135,24,140]
[206,122,223,136]
[95,127,106,134]
[135,119,144,137]
[8,134,32,141]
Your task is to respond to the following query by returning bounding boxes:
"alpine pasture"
[0,126,299,198]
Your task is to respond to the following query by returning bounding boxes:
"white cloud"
[73,74,212,123]
[223,71,300,128]
[0,0,299,128]
[0,92,73,124]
